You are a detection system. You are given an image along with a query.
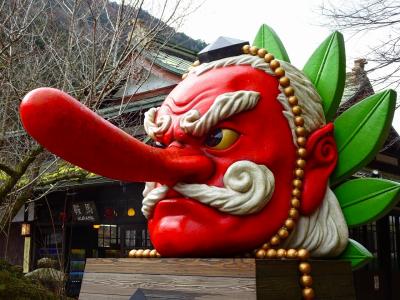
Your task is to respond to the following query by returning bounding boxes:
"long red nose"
[20,88,213,186]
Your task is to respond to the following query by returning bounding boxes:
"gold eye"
[205,128,239,150]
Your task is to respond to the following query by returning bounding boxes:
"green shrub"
[37,258,59,269]
[25,268,65,293]
[0,259,58,300]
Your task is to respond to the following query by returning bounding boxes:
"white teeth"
[141,185,168,219]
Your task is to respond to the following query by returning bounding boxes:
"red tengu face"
[147,65,297,257]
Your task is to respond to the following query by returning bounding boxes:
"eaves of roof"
[99,94,165,119]
[145,51,192,76]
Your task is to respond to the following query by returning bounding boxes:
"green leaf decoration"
[253,24,290,62]
[334,178,400,227]
[331,90,396,185]
[303,31,345,122]
[338,239,373,270]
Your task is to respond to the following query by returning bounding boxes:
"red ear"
[301,123,337,215]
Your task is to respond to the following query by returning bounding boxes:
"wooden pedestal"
[79,258,355,299]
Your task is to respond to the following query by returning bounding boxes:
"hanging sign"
[71,201,99,222]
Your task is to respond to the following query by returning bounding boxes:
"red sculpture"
[20,41,350,258]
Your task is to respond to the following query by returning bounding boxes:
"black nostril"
[153,141,166,148]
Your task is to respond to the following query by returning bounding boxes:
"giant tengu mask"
[20,25,400,268]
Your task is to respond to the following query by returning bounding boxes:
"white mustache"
[142,160,275,219]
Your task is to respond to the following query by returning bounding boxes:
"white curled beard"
[283,187,349,257]
[141,160,275,219]
[142,162,348,258]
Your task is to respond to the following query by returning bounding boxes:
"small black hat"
[198,36,249,63]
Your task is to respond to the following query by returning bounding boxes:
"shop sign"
[72,201,99,222]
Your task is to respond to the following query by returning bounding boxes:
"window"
[98,225,120,248]
[124,228,152,249]
[125,229,136,248]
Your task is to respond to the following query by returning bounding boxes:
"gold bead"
[302,287,315,300]
[250,46,258,55]
[242,44,250,54]
[266,248,277,258]
[297,148,307,158]
[274,67,285,77]
[256,248,266,259]
[269,59,280,70]
[279,76,290,87]
[285,218,295,230]
[300,275,313,287]
[128,250,136,258]
[293,179,303,189]
[261,243,270,250]
[292,188,301,198]
[297,248,310,261]
[299,262,312,274]
[291,198,301,208]
[270,235,281,246]
[296,159,306,168]
[143,249,151,257]
[289,208,299,219]
[294,168,304,179]
[292,106,302,115]
[278,228,289,239]
[295,126,306,137]
[135,249,144,258]
[297,136,307,147]
[276,248,287,258]
[294,116,304,126]
[264,53,274,63]
[182,73,188,80]
[288,95,298,106]
[286,248,298,259]
[192,60,200,66]
[284,86,295,96]
[257,48,267,58]
[150,249,158,258]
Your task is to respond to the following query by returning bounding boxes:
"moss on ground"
[0,259,58,300]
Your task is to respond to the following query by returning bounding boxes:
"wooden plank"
[312,260,355,300]
[255,259,355,300]
[84,258,256,278]
[79,293,129,300]
[80,272,256,300]
[80,258,355,300]
[256,260,301,300]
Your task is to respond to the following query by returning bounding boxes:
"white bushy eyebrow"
[143,107,171,139]
[179,90,260,136]
[189,55,326,147]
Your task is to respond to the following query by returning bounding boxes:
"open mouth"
[153,198,218,219]
[142,185,218,221]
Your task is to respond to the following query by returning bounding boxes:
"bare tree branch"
[321,0,400,89]
[0,163,17,177]
[0,0,197,228]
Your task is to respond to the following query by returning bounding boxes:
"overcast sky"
[180,0,330,67]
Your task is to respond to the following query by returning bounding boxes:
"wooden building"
[340,59,400,300]
[0,43,196,297]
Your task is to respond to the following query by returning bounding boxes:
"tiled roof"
[146,50,192,75]
[99,94,165,119]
